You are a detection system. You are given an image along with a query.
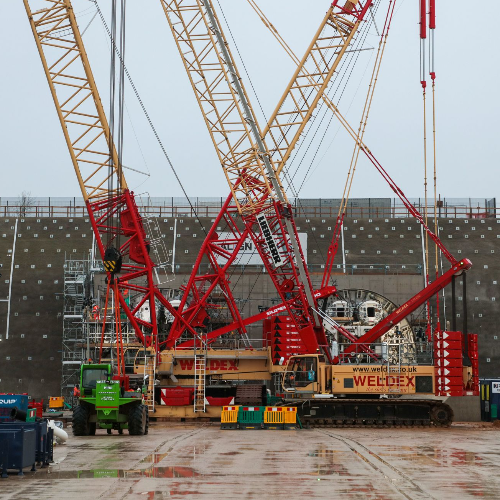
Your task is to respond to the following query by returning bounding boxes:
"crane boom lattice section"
[162,0,334,354]
[264,0,372,174]
[24,0,126,202]
[161,0,283,217]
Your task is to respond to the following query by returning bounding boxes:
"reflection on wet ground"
[0,424,499,499]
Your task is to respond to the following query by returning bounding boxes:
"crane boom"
[24,0,199,352]
[161,1,372,355]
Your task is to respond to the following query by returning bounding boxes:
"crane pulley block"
[103,247,122,274]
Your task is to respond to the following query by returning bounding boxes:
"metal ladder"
[143,355,156,413]
[386,342,402,393]
[194,338,207,412]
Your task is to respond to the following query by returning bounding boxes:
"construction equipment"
[22,0,203,432]
[73,364,148,436]
[23,0,478,427]
[154,0,478,425]
[160,0,373,352]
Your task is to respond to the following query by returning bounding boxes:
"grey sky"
[1,0,498,202]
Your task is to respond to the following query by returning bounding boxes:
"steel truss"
[24,0,199,354]
[161,0,372,355]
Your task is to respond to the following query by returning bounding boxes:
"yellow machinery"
[48,397,65,410]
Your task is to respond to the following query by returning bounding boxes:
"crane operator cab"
[283,355,324,395]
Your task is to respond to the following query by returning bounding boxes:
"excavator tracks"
[294,399,454,429]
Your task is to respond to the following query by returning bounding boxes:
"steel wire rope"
[280,21,376,208]
[215,0,268,124]
[91,0,207,237]
[275,3,380,186]
[284,0,381,191]
[243,1,380,290]
[107,0,117,249]
[322,0,397,288]
[293,12,378,195]
[278,2,380,267]
[222,1,378,305]
[86,3,150,186]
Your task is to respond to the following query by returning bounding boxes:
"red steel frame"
[86,190,201,349]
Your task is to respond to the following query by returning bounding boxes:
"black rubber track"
[293,399,454,428]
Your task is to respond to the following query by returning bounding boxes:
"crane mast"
[162,0,372,355]
[23,0,200,355]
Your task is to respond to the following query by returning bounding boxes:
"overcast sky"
[1,0,498,203]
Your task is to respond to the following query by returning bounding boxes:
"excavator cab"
[283,355,319,394]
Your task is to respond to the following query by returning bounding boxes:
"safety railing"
[1,197,496,219]
[332,341,434,365]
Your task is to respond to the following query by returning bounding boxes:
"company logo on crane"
[257,215,284,267]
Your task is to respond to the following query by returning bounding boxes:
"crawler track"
[292,399,453,428]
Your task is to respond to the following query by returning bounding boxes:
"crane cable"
[322,0,396,288]
[429,0,440,330]
[244,0,381,282]
[91,0,207,237]
[419,0,432,337]
[336,0,396,244]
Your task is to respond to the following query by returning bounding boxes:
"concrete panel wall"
[0,215,498,399]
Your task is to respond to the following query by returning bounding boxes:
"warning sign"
[492,382,500,394]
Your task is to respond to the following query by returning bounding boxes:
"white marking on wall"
[6,219,18,340]
[171,218,177,273]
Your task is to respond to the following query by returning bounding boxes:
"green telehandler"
[72,364,149,436]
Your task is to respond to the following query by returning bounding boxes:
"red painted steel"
[86,190,201,350]
[334,260,471,363]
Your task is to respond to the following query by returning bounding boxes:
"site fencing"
[0,197,496,219]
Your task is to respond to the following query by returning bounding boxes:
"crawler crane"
[158,0,478,425]
[23,0,479,427]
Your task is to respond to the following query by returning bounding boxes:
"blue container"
[0,421,52,466]
[0,395,29,421]
[0,428,36,477]
[480,379,500,421]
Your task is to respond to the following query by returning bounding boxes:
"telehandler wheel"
[145,406,149,435]
[89,423,96,436]
[128,404,147,435]
[73,405,91,436]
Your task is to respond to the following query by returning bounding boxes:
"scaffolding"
[61,255,91,401]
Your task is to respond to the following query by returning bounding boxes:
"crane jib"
[257,215,284,267]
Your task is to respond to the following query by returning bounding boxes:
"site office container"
[480,379,500,421]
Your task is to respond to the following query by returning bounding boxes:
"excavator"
[24,0,478,428]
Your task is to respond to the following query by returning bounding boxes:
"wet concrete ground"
[1,423,499,499]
